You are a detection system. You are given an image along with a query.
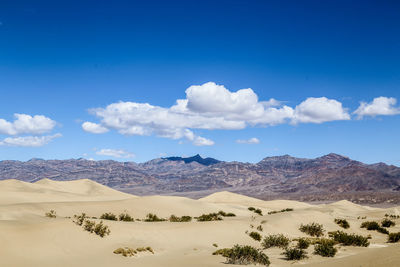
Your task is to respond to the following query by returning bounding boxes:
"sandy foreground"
[0,178,399,267]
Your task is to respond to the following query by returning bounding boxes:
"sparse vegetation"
[93,221,111,237]
[381,218,396,228]
[385,214,400,219]
[73,213,88,226]
[268,208,294,215]
[113,246,154,257]
[248,207,263,216]
[82,219,110,237]
[113,247,136,257]
[100,212,118,221]
[218,210,236,217]
[254,209,263,216]
[45,210,57,218]
[213,245,270,266]
[119,213,134,222]
[296,237,310,249]
[144,213,166,222]
[213,243,218,247]
[169,215,192,222]
[262,234,290,249]
[83,219,96,232]
[334,218,350,229]
[360,221,389,234]
[197,213,223,222]
[328,231,369,247]
[282,247,308,260]
[313,239,337,257]
[299,223,325,237]
[257,225,263,232]
[249,231,262,241]
[136,247,154,254]
[388,232,400,243]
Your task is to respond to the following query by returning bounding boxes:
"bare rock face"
[1,154,399,202]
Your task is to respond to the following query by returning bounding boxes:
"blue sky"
[0,0,399,165]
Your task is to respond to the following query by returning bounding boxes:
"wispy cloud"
[236,137,260,144]
[0,133,62,147]
[96,148,135,158]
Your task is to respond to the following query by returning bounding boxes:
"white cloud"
[292,97,350,124]
[354,97,400,118]
[0,133,62,147]
[96,148,135,158]
[236,137,260,144]
[82,121,109,134]
[82,82,353,145]
[193,136,215,146]
[0,114,56,135]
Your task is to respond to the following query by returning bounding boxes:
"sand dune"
[0,178,134,205]
[1,178,400,267]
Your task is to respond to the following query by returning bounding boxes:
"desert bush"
[388,232,400,243]
[73,213,88,226]
[136,247,154,254]
[334,218,350,229]
[113,247,136,257]
[328,231,369,247]
[93,221,111,237]
[299,223,325,237]
[381,219,396,228]
[213,243,218,247]
[257,225,263,232]
[213,245,270,266]
[144,213,166,222]
[218,210,236,217]
[314,239,337,257]
[197,213,223,222]
[45,210,57,218]
[100,212,117,221]
[169,215,192,222]
[248,207,256,211]
[262,234,290,249]
[282,247,308,260]
[119,213,134,222]
[360,221,389,234]
[254,209,263,216]
[268,208,294,215]
[385,214,400,219]
[213,248,231,256]
[83,220,110,237]
[83,220,96,233]
[249,231,262,241]
[296,237,310,249]
[260,220,267,224]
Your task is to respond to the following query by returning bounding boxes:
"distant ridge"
[162,154,221,166]
[1,153,400,204]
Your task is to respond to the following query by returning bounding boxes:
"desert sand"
[0,179,399,267]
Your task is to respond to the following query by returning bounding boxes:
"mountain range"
[1,153,399,204]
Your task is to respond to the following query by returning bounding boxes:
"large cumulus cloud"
[82,82,352,145]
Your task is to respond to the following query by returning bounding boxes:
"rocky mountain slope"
[1,154,399,203]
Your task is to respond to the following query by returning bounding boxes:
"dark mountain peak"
[163,154,220,166]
